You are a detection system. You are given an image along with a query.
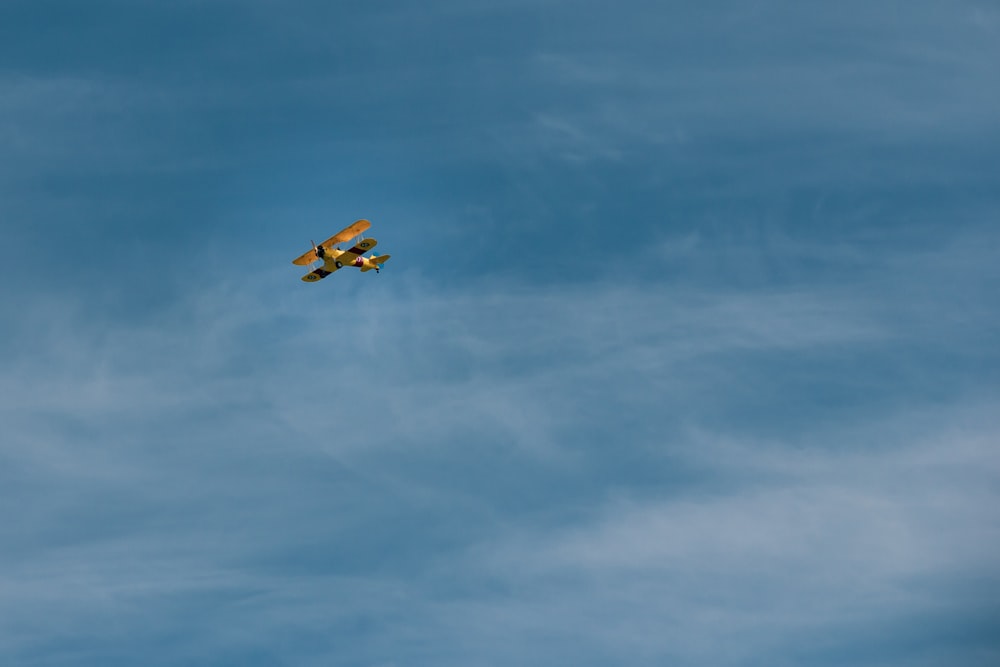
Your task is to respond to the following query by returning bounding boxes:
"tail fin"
[361,254,391,273]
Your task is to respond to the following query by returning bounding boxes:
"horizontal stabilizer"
[361,254,390,272]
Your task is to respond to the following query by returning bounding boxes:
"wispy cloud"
[3,219,996,663]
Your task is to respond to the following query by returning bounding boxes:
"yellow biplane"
[292,219,391,282]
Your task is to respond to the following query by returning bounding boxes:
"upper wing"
[322,219,371,248]
[292,248,321,267]
[292,219,372,265]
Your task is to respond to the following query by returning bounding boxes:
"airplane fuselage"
[320,247,383,272]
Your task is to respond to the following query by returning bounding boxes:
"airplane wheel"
[335,261,343,269]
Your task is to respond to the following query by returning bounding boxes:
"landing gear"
[334,260,343,269]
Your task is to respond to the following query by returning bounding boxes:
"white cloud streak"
[2,224,997,663]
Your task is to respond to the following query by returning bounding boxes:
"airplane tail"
[361,254,391,272]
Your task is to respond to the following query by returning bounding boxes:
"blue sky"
[2,1,999,665]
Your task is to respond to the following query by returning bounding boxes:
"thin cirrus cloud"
[3,243,999,665]
[4,226,997,659]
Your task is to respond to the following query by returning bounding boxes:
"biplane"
[292,219,391,282]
